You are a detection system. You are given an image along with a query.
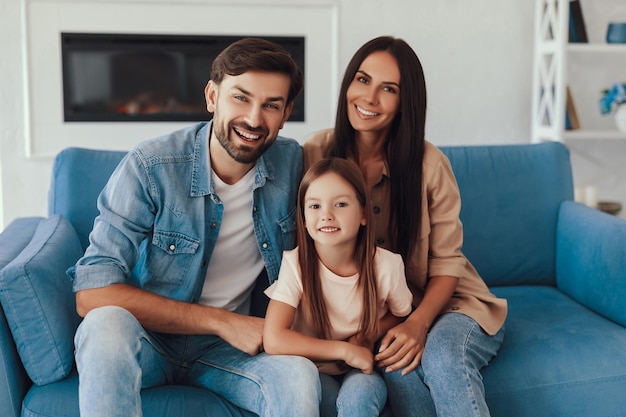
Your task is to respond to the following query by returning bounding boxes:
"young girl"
[263,157,413,417]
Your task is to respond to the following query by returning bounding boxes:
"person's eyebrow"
[233,85,286,103]
[356,70,400,89]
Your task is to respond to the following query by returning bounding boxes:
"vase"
[615,104,626,133]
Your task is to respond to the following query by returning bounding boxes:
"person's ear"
[205,80,218,113]
[279,101,294,129]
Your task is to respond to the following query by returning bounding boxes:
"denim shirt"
[70,122,302,304]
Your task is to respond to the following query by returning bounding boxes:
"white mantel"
[24,0,338,158]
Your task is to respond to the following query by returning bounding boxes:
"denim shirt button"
[169,244,176,251]
[211,222,217,228]
[262,243,268,249]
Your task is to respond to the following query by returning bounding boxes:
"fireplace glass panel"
[61,33,305,122]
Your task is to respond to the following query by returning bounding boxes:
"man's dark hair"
[211,38,304,105]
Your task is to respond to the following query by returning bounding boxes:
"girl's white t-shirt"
[265,246,413,341]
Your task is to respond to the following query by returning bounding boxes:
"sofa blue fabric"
[0,215,83,385]
[485,285,626,416]
[0,217,43,417]
[21,371,254,417]
[1,143,625,417]
[49,147,128,251]
[440,142,573,286]
[556,201,626,327]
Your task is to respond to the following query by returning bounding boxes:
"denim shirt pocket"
[277,207,298,250]
[147,230,200,286]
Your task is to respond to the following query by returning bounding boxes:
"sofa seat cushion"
[0,215,83,385]
[484,285,626,417]
[22,372,256,417]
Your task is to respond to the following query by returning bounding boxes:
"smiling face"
[303,171,367,252]
[346,50,401,140]
[205,71,293,167]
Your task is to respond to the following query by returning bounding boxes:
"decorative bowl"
[597,200,622,216]
[606,23,626,44]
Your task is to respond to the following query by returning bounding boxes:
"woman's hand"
[376,275,458,375]
[375,317,429,375]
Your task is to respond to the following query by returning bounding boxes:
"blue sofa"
[1,142,625,417]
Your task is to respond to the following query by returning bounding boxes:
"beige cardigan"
[303,130,507,335]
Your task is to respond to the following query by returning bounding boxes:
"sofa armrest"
[0,217,44,417]
[556,201,626,327]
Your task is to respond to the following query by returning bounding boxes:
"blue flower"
[599,82,626,115]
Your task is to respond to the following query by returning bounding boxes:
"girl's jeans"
[384,312,505,417]
[74,306,321,417]
[319,369,387,417]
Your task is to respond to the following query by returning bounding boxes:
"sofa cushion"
[484,285,626,417]
[0,215,83,385]
[49,147,127,251]
[22,372,256,417]
[440,142,573,286]
[0,217,44,417]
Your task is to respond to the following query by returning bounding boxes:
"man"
[69,38,320,417]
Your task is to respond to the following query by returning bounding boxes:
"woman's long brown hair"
[327,36,427,260]
[297,157,379,344]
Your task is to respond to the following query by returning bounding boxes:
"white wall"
[1,0,625,229]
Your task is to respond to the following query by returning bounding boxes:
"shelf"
[563,129,626,140]
[532,0,626,143]
[567,43,626,53]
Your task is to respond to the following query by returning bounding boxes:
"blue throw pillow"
[0,215,83,385]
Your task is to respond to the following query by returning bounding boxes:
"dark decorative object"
[606,23,626,44]
[597,201,623,216]
[568,0,588,43]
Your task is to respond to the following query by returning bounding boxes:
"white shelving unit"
[531,0,626,143]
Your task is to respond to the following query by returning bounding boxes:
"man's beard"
[213,119,272,164]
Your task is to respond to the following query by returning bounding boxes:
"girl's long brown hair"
[297,157,379,344]
[327,36,427,260]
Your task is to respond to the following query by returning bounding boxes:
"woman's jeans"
[384,313,505,417]
[74,306,321,417]
[319,369,387,417]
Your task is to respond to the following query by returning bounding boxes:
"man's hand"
[216,312,265,356]
[77,284,266,355]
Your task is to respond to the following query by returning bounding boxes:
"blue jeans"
[74,306,321,417]
[319,369,387,417]
[384,313,505,417]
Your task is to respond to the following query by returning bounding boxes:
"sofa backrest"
[439,142,573,287]
[49,147,128,251]
[48,143,574,287]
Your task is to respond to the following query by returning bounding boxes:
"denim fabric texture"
[75,306,320,417]
[319,370,387,417]
[69,122,302,299]
[384,313,505,417]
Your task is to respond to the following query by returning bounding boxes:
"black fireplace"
[61,33,305,122]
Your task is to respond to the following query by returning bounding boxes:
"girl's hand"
[375,318,428,375]
[343,343,375,374]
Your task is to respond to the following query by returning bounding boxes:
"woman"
[303,36,507,417]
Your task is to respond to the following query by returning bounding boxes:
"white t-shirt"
[199,168,264,314]
[265,246,413,341]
